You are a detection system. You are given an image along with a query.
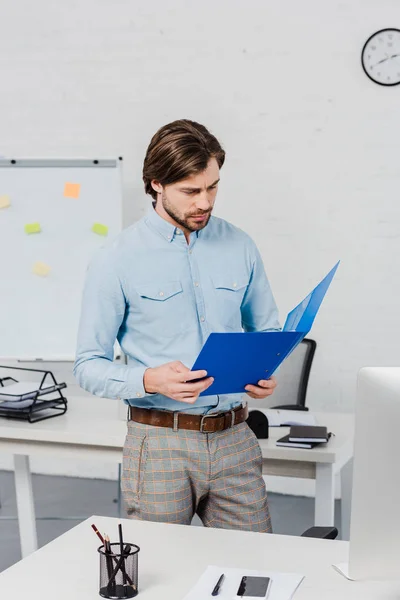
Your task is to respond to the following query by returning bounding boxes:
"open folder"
[191,261,339,396]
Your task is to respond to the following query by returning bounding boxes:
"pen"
[118,522,128,596]
[107,545,134,588]
[212,573,225,596]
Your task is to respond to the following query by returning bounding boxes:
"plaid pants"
[121,419,272,533]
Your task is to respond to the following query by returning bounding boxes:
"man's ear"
[151,180,163,194]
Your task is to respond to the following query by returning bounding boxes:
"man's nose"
[194,192,212,212]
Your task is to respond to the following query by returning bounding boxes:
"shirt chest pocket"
[212,276,249,331]
[134,280,191,339]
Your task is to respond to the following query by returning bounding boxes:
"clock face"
[361,28,400,86]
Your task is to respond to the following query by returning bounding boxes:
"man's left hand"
[245,376,277,399]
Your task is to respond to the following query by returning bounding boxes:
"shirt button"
[194,282,199,287]
[200,316,205,322]
[136,392,142,398]
[233,282,237,288]
[159,291,164,297]
[188,249,192,254]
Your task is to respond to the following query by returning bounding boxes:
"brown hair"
[143,119,225,200]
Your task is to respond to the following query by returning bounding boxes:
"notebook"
[276,434,320,449]
[288,425,329,443]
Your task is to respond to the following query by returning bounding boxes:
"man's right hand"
[143,361,214,403]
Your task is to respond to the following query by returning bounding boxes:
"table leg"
[117,463,122,518]
[14,454,38,557]
[340,457,353,541]
[315,463,335,526]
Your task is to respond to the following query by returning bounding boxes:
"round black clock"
[361,28,400,86]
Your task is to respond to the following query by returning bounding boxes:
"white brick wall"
[0,0,399,496]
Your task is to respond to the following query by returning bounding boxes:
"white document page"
[183,565,304,600]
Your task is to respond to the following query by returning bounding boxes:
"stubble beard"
[161,191,211,232]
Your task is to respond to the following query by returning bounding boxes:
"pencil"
[91,523,104,544]
[105,534,116,596]
[107,545,134,588]
[90,523,134,587]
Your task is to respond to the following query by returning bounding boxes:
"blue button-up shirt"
[74,206,280,413]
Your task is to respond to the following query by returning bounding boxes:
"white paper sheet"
[183,565,304,600]
[332,562,354,580]
[0,381,45,401]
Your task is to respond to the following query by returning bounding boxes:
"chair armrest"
[301,526,338,540]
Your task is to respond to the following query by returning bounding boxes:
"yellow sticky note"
[32,262,51,277]
[92,223,108,236]
[64,183,80,199]
[24,222,41,234]
[0,195,10,209]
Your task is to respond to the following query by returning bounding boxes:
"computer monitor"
[348,367,400,580]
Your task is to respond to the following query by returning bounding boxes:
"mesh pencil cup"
[98,542,140,598]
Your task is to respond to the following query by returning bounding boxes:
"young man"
[74,120,280,532]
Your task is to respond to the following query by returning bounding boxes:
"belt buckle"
[200,413,216,433]
[200,409,236,433]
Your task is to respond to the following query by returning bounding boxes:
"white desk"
[0,515,398,599]
[257,412,354,530]
[0,397,354,558]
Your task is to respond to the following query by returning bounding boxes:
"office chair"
[246,338,337,540]
[247,338,316,412]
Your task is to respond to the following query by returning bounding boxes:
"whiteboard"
[0,158,123,360]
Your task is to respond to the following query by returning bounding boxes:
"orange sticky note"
[32,261,51,277]
[0,195,11,209]
[64,183,80,199]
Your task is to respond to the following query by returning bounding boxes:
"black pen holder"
[98,542,140,599]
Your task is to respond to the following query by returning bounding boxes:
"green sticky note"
[24,222,41,234]
[92,223,108,236]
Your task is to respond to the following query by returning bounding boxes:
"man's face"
[152,158,220,234]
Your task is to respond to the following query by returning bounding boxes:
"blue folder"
[191,261,339,396]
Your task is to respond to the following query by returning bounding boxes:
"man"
[74,119,280,533]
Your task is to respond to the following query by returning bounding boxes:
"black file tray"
[0,365,67,423]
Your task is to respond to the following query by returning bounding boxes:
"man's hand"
[143,361,214,403]
[245,376,277,400]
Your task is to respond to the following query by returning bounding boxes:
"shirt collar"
[145,204,200,242]
[145,204,177,242]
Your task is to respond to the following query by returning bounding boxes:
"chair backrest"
[348,367,400,580]
[247,338,316,410]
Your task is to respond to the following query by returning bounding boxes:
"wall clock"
[361,28,400,86]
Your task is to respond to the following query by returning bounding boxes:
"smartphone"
[236,575,272,599]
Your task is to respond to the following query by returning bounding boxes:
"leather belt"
[129,404,248,433]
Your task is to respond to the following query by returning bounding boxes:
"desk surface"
[0,397,354,464]
[0,515,397,599]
